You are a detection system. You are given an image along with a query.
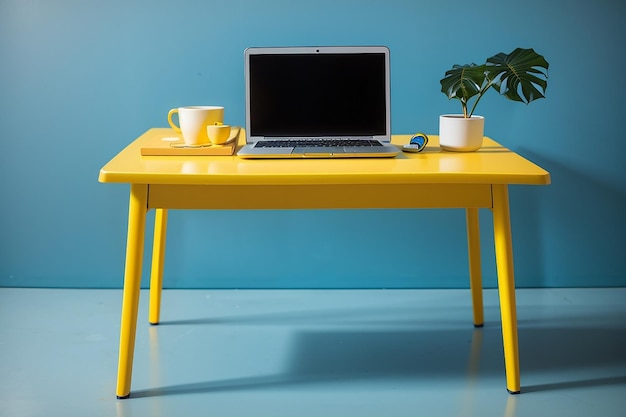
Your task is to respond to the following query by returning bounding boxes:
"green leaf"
[486,48,549,104]
[439,48,549,117]
[439,64,487,102]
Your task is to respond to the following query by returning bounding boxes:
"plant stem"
[468,79,496,117]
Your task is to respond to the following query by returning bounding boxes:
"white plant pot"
[439,114,485,152]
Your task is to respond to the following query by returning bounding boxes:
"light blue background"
[1,0,625,289]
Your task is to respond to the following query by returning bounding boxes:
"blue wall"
[1,0,625,289]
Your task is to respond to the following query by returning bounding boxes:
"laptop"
[237,46,400,159]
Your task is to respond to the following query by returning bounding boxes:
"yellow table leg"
[116,184,148,399]
[466,208,484,327]
[149,209,168,325]
[492,185,521,394]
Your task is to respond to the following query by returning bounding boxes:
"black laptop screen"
[248,53,387,137]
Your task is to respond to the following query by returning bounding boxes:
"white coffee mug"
[167,106,224,146]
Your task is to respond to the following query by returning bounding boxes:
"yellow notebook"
[140,127,240,156]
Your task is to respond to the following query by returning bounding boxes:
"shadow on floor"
[130,323,626,398]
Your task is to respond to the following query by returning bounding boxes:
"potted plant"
[439,48,549,151]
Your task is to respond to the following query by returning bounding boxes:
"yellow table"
[99,128,550,398]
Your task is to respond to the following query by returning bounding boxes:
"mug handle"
[167,108,181,133]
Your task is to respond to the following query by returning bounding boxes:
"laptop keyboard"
[255,139,383,148]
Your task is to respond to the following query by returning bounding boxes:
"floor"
[0,287,625,417]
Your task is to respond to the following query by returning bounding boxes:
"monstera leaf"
[440,48,549,117]
[440,64,488,117]
[486,48,549,104]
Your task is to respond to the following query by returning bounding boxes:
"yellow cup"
[206,122,232,145]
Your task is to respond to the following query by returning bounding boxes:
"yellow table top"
[99,128,550,186]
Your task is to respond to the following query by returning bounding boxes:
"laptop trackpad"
[293,147,345,154]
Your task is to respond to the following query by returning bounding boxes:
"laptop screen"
[245,46,390,141]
